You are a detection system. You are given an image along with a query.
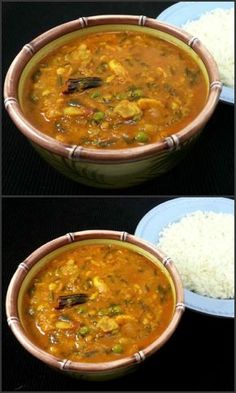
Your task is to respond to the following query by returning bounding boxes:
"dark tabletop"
[2,1,234,196]
[2,197,234,391]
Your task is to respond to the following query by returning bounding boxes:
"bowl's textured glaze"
[4,15,222,188]
[32,137,196,188]
[6,230,184,380]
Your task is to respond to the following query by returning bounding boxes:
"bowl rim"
[4,14,222,163]
[6,229,185,374]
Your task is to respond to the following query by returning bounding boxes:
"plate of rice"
[157,2,234,104]
[135,197,234,318]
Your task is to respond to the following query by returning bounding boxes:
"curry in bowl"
[5,15,221,188]
[6,231,184,379]
[22,30,208,149]
[20,242,174,363]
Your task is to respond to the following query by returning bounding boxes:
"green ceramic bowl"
[6,230,184,380]
[4,15,222,188]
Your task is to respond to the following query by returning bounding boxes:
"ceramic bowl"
[4,15,222,188]
[6,230,184,380]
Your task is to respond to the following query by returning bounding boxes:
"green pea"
[130,88,143,100]
[135,132,149,143]
[78,326,90,336]
[109,305,122,316]
[76,306,86,314]
[93,111,105,122]
[90,91,101,99]
[112,344,123,354]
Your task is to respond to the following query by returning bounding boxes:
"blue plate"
[157,2,234,105]
[135,197,234,318]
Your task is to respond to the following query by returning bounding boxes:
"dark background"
[2,1,234,196]
[3,197,234,391]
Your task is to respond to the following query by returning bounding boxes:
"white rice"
[157,211,234,299]
[182,8,234,87]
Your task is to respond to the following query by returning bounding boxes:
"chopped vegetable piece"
[49,283,57,291]
[108,60,128,78]
[93,276,107,292]
[156,67,167,78]
[137,98,163,110]
[55,321,73,329]
[113,100,142,119]
[97,317,119,333]
[63,107,85,116]
[56,67,66,75]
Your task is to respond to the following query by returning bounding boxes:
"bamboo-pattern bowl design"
[4,15,222,189]
[6,230,184,380]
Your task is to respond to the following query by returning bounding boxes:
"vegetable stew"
[21,243,175,363]
[21,30,208,149]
